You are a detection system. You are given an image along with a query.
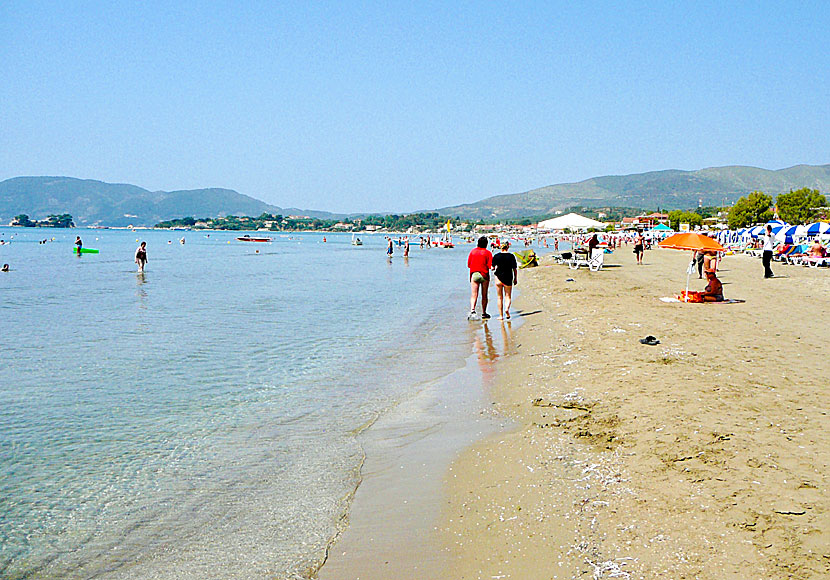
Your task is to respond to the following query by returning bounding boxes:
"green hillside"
[438,164,830,220]
[4,165,830,226]
[0,177,340,226]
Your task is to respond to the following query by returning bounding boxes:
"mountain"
[5,164,830,226]
[438,164,830,220]
[0,177,342,226]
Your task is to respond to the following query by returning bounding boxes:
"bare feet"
[505,311,510,319]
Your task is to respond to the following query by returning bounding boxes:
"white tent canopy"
[537,213,607,231]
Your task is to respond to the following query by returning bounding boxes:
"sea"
[0,227,549,579]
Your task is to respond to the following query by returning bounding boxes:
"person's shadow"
[514,309,542,317]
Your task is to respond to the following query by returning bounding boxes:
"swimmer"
[1,263,9,272]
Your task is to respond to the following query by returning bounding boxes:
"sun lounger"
[802,256,830,268]
[551,251,570,264]
[784,253,808,265]
[567,248,604,271]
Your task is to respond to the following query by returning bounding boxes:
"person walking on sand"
[135,241,148,272]
[492,241,517,320]
[762,224,774,278]
[634,230,644,264]
[693,249,705,278]
[467,236,493,320]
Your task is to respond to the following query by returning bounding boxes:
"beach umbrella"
[747,225,766,238]
[658,233,725,302]
[775,224,807,242]
[805,222,830,236]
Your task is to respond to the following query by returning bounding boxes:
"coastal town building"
[618,212,670,229]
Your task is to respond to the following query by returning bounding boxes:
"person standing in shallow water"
[75,236,83,255]
[135,241,148,272]
[467,236,493,320]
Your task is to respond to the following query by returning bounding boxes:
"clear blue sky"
[2,1,828,213]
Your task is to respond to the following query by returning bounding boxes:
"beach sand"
[443,247,830,579]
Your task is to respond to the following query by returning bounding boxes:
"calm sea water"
[0,228,541,579]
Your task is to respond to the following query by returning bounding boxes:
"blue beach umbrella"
[775,225,806,242]
[747,225,766,238]
[805,222,830,236]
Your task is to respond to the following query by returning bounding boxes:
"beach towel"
[660,297,745,304]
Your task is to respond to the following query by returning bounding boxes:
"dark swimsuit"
[492,252,517,286]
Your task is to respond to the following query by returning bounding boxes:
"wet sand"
[317,323,516,579]
[444,247,830,579]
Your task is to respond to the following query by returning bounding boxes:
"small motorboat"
[236,235,272,242]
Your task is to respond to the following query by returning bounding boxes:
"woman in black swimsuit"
[491,242,518,320]
[135,241,148,272]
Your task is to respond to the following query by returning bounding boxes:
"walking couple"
[467,236,517,321]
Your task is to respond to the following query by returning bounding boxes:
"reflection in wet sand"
[471,319,515,387]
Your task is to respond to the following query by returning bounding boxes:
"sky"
[2,1,829,213]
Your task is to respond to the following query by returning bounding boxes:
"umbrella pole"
[684,251,692,302]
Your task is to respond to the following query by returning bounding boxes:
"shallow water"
[0,228,545,578]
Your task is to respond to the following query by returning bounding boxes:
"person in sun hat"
[700,269,724,302]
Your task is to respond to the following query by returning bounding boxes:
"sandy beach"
[443,246,829,579]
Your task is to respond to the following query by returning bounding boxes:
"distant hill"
[5,165,830,226]
[0,177,342,226]
[438,164,830,220]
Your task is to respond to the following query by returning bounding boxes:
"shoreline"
[316,311,519,579]
[443,248,829,579]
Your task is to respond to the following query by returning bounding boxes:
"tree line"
[11,214,75,228]
[727,188,827,229]
[155,212,471,232]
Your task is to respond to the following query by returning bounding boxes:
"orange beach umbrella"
[658,233,725,302]
[658,233,724,252]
